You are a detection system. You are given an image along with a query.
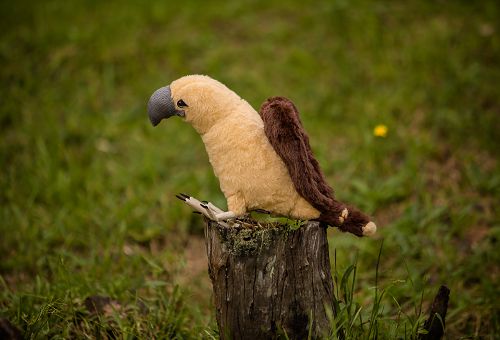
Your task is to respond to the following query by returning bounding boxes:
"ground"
[0,0,499,338]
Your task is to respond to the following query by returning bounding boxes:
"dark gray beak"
[147,86,185,126]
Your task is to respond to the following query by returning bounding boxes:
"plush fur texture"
[170,75,320,220]
[167,75,375,236]
[259,97,374,237]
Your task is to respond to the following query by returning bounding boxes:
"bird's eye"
[177,99,188,108]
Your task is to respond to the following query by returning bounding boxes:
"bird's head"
[147,75,240,134]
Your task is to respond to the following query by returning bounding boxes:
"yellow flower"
[373,124,388,137]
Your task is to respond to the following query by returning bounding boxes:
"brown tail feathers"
[259,96,376,237]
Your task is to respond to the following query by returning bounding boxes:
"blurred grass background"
[0,0,499,338]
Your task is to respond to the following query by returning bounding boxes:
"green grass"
[1,0,499,338]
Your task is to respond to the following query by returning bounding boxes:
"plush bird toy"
[147,75,376,237]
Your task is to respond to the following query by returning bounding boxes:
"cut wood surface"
[204,220,336,339]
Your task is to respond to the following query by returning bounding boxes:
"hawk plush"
[147,75,376,237]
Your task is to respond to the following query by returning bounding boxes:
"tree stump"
[204,220,336,339]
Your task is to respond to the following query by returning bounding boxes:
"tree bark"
[419,285,450,340]
[204,220,336,339]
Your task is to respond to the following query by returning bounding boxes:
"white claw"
[183,197,209,215]
[179,195,236,226]
[214,211,237,221]
[207,202,224,214]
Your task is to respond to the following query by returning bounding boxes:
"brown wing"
[259,97,341,215]
[259,97,374,237]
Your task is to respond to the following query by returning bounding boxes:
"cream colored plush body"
[170,75,319,219]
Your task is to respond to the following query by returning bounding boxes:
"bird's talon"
[214,211,237,221]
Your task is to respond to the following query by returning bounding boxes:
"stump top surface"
[207,219,322,256]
